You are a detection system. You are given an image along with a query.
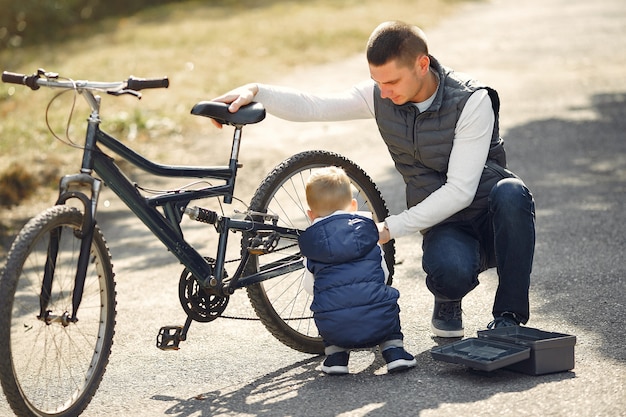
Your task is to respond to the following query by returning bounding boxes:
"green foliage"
[0,0,186,50]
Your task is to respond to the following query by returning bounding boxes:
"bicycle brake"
[39,69,59,79]
[107,89,142,98]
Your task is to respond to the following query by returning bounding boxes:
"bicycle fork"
[39,173,102,325]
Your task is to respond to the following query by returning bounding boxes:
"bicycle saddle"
[191,101,266,126]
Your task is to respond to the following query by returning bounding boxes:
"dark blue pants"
[421,178,535,323]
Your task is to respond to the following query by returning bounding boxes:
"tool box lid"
[477,326,576,350]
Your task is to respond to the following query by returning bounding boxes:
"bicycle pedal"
[156,325,184,351]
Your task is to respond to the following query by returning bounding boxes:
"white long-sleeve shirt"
[255,80,494,237]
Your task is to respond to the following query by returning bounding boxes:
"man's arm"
[211,81,376,127]
[382,89,495,240]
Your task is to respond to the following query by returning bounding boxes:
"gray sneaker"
[431,299,464,337]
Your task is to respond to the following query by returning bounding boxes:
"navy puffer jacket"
[298,213,401,348]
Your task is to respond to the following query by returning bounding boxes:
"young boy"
[299,166,416,375]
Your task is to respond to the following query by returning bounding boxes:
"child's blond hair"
[305,166,353,218]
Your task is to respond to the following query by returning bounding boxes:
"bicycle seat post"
[230,125,244,162]
[223,125,244,204]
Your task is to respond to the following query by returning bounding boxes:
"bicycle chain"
[212,244,309,322]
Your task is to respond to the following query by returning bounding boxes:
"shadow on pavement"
[151,351,574,417]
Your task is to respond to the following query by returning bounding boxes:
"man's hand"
[377,222,391,244]
[210,83,259,128]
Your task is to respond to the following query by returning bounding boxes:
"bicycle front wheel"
[245,150,394,354]
[0,205,116,417]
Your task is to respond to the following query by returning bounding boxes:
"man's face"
[369,56,429,104]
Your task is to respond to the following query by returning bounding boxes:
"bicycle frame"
[55,90,304,321]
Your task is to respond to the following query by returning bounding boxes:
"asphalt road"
[1,0,625,416]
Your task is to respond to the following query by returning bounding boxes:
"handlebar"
[2,69,169,94]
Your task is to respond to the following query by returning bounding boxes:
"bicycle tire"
[245,150,394,354]
[0,205,116,417]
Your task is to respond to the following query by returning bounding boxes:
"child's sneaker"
[321,351,350,375]
[382,347,417,373]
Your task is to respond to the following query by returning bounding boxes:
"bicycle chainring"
[178,258,229,322]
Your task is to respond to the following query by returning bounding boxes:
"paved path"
[1,0,625,416]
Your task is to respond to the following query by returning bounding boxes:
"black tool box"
[430,326,576,375]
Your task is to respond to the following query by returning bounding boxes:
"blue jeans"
[421,178,535,323]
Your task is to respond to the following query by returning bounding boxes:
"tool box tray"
[430,338,530,372]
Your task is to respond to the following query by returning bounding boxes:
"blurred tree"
[0,0,186,50]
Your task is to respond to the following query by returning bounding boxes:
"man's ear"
[349,198,358,212]
[307,209,315,221]
[416,54,430,74]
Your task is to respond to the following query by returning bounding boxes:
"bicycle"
[0,69,395,417]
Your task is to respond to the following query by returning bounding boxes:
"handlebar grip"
[2,71,41,90]
[127,76,169,91]
[2,71,26,84]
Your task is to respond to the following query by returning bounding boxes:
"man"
[212,21,535,338]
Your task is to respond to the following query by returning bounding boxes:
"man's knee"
[489,178,534,213]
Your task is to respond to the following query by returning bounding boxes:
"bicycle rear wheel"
[0,205,116,417]
[245,150,394,354]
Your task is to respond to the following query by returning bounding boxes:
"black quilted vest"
[373,55,515,228]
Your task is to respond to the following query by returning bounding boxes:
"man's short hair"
[366,21,429,68]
